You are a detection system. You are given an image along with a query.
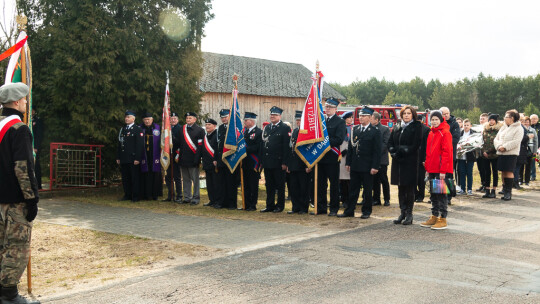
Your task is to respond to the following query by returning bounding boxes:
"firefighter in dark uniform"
[215,109,239,209]
[339,107,381,219]
[287,111,310,214]
[260,106,291,213]
[202,118,219,207]
[178,112,205,205]
[117,110,144,202]
[242,112,262,211]
[0,83,41,304]
[314,98,347,216]
[164,112,182,202]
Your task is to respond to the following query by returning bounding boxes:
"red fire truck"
[347,104,429,128]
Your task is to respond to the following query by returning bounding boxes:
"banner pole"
[314,164,318,214]
[240,161,245,210]
[27,250,32,293]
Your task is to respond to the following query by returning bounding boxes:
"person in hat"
[117,110,144,202]
[214,109,238,209]
[241,112,263,211]
[260,106,291,213]
[314,98,346,216]
[139,112,162,200]
[338,106,381,219]
[389,105,423,225]
[287,110,310,214]
[164,112,183,202]
[339,111,353,209]
[0,82,41,304]
[201,118,220,207]
[178,112,205,205]
[481,113,502,198]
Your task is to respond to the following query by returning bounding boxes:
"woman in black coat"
[388,105,423,225]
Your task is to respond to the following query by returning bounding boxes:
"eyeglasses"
[504,116,511,119]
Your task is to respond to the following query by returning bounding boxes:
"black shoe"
[476,185,485,192]
[498,190,505,195]
[181,200,190,204]
[373,200,381,206]
[328,212,338,216]
[287,210,298,214]
[384,200,390,206]
[402,213,413,225]
[260,208,274,213]
[0,286,41,304]
[213,205,224,209]
[338,213,354,218]
[191,201,200,205]
[203,202,214,206]
[246,207,256,211]
[273,208,283,213]
[309,211,327,215]
[393,213,405,224]
[298,210,307,215]
[162,197,172,202]
[360,214,370,219]
[227,207,236,210]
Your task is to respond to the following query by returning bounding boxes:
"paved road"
[42,191,540,304]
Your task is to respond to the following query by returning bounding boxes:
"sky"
[201,0,540,84]
[3,0,540,85]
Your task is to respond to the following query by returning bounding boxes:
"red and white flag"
[160,74,172,170]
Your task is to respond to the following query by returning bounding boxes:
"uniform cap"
[142,112,153,118]
[0,82,29,104]
[325,97,340,107]
[185,112,197,118]
[295,110,302,119]
[125,110,136,117]
[205,118,217,125]
[359,106,374,116]
[244,112,257,119]
[341,111,353,119]
[171,112,179,118]
[270,106,283,115]
[219,109,230,118]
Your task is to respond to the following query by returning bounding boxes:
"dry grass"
[19,222,221,300]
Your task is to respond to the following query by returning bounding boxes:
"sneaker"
[467,190,473,195]
[431,217,448,230]
[456,185,462,192]
[457,190,466,195]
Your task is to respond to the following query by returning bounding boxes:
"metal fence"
[49,143,104,189]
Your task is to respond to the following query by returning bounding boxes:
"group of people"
[117,99,539,231]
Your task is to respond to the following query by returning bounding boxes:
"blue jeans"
[458,160,474,191]
[532,159,537,180]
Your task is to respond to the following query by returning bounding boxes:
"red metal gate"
[49,142,104,189]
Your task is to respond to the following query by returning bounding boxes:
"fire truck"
[345,104,429,128]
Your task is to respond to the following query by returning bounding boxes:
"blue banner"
[223,89,246,172]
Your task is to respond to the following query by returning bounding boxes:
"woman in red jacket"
[421,111,453,230]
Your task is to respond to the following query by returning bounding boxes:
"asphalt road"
[44,190,540,304]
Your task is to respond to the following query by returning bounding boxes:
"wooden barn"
[199,52,346,125]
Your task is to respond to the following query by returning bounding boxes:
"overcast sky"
[4,0,540,85]
[202,0,540,84]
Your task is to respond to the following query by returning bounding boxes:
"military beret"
[185,112,197,118]
[125,110,136,117]
[171,112,179,118]
[325,98,340,107]
[205,118,217,125]
[0,82,29,104]
[244,112,257,120]
[219,109,230,118]
[270,106,283,115]
[295,110,302,120]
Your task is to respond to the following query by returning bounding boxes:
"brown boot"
[420,215,438,228]
[431,217,447,230]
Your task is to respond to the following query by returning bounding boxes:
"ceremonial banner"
[222,88,246,173]
[160,76,172,170]
[3,31,32,127]
[295,70,330,168]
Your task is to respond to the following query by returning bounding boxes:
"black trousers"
[205,169,219,205]
[520,160,532,184]
[398,184,416,215]
[120,163,140,200]
[217,167,238,208]
[141,170,162,200]
[481,158,499,187]
[340,179,350,207]
[290,170,309,212]
[165,162,182,199]
[344,171,373,216]
[307,171,314,204]
[373,164,390,202]
[414,163,426,200]
[264,167,286,210]
[243,167,260,209]
[317,162,340,214]
[428,173,451,218]
[35,150,42,189]
[477,157,488,187]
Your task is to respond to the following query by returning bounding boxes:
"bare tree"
[0,0,17,51]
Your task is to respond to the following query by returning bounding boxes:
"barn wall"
[200,93,306,126]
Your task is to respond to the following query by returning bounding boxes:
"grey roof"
[200,52,346,100]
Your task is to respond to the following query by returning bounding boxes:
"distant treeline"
[331,73,540,122]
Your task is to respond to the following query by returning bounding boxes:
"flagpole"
[233,75,246,210]
[313,61,321,215]
[166,71,175,201]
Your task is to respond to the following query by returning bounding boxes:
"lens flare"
[159,8,190,41]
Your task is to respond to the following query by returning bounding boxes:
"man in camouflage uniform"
[0,83,40,304]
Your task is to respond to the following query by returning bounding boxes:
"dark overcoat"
[388,120,423,186]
